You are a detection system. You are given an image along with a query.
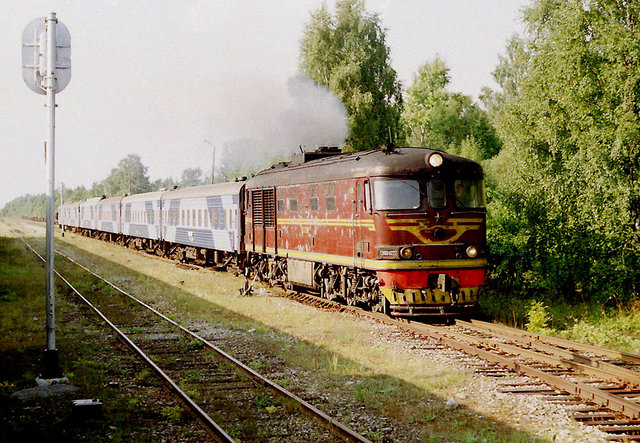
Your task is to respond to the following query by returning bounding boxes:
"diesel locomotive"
[58,145,487,317]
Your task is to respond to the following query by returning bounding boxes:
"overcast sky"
[0,1,528,208]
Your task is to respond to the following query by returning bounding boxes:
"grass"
[481,290,640,354]
[0,220,207,441]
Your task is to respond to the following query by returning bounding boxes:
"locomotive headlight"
[426,152,444,168]
[400,247,413,259]
[466,246,478,258]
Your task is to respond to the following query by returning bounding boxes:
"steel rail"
[456,320,640,387]
[21,239,234,443]
[334,306,640,419]
[400,320,640,419]
[468,319,640,365]
[49,244,371,443]
[453,327,637,387]
[257,283,640,419]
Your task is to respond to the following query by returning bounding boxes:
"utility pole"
[204,140,216,184]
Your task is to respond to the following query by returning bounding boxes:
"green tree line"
[1,145,276,219]
[2,154,201,219]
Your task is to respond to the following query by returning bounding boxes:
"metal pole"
[43,11,61,379]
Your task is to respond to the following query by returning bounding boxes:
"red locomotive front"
[244,146,487,317]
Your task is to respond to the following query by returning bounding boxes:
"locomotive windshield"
[428,179,446,209]
[454,179,485,208]
[372,179,421,210]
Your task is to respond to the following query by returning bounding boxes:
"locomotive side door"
[263,188,277,255]
[250,188,276,254]
[353,179,369,269]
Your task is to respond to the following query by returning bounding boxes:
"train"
[58,145,487,317]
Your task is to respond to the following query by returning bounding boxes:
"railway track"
[21,237,370,442]
[9,218,640,440]
[280,291,640,441]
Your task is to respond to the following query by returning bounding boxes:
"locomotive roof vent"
[381,142,396,154]
[289,146,343,166]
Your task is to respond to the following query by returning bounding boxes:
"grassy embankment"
[480,291,640,354]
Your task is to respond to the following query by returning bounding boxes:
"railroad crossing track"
[282,291,640,441]
[22,238,370,442]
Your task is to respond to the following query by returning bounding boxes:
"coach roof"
[97,196,124,206]
[121,190,164,204]
[161,181,244,200]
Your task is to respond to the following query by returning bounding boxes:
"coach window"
[289,199,298,212]
[310,198,318,211]
[372,179,420,210]
[277,199,284,212]
[428,179,446,209]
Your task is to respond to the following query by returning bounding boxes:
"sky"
[0,1,529,208]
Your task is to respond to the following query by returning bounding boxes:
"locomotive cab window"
[454,179,486,208]
[372,179,420,210]
[428,179,446,209]
[326,196,336,211]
